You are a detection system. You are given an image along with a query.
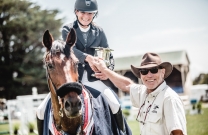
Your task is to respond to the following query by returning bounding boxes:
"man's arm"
[164,96,187,135]
[94,59,134,92]
[171,130,184,135]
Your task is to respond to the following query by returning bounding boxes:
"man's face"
[75,10,95,28]
[140,67,165,91]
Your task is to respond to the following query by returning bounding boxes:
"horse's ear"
[42,30,53,51]
[66,28,76,48]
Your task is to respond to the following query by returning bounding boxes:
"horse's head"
[42,29,83,133]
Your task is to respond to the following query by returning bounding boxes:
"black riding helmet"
[74,0,98,26]
[75,0,98,12]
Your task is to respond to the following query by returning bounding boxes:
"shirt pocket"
[148,114,161,123]
[147,113,163,134]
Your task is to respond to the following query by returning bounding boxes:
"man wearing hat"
[93,52,187,135]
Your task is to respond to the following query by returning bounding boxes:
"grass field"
[0,108,208,135]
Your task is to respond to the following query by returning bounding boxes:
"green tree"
[193,73,208,85]
[0,0,63,99]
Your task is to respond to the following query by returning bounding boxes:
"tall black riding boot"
[36,116,44,135]
[113,107,126,134]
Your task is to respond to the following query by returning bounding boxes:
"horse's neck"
[47,79,61,124]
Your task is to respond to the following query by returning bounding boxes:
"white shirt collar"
[78,23,90,32]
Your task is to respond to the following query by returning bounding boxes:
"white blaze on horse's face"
[61,54,74,83]
[49,44,76,88]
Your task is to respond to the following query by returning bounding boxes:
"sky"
[30,0,208,79]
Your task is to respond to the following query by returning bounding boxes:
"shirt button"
[82,64,85,67]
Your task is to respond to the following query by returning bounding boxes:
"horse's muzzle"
[64,98,82,118]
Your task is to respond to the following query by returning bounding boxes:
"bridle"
[44,52,83,134]
[44,45,94,134]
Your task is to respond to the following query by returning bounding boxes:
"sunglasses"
[139,66,163,75]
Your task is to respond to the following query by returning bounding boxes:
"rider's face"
[75,10,95,28]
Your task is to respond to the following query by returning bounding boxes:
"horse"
[39,29,132,135]
[42,28,86,135]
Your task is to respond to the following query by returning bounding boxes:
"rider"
[62,0,126,133]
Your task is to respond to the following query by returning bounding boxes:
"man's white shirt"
[130,81,187,135]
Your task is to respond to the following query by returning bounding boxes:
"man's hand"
[171,130,183,135]
[93,57,108,72]
[93,57,133,92]
[94,72,108,80]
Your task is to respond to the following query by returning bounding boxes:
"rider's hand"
[85,55,99,72]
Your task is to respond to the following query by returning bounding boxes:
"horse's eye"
[47,63,54,69]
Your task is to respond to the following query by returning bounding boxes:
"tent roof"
[114,50,190,71]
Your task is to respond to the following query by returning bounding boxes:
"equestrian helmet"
[74,0,98,13]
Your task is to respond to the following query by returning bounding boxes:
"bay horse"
[39,29,132,135]
[42,29,87,135]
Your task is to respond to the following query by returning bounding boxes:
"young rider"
[62,0,126,133]
[36,0,127,134]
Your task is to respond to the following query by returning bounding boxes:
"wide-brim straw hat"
[131,52,173,78]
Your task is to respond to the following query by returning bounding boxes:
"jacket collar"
[73,20,96,48]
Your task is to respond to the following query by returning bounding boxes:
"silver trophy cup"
[91,47,114,77]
